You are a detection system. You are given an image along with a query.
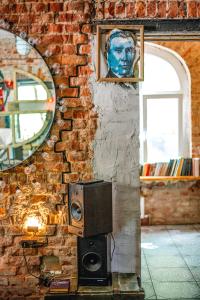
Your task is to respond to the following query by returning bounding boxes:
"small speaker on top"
[68,180,112,237]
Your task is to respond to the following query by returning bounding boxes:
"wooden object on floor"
[44,273,144,300]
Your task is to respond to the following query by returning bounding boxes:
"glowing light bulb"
[24,216,42,232]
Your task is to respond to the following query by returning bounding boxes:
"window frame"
[140,42,191,164]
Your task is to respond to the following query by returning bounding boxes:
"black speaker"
[78,234,111,286]
[68,180,112,237]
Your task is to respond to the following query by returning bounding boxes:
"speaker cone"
[82,252,102,272]
[71,201,82,221]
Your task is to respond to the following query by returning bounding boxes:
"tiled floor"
[141,224,200,300]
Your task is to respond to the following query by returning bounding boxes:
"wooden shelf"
[140,176,200,181]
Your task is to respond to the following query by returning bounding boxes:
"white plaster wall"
[90,67,141,274]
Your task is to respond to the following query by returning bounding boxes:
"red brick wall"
[0,1,95,299]
[0,0,200,299]
[95,0,200,20]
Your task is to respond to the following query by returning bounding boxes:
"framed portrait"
[96,25,144,83]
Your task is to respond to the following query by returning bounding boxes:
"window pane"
[146,98,179,162]
[15,113,47,142]
[142,54,181,92]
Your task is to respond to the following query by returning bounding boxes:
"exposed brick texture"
[0,0,200,299]
[141,181,200,224]
[94,0,200,19]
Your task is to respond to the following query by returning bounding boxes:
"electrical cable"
[22,247,40,280]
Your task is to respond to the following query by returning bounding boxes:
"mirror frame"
[0,29,56,171]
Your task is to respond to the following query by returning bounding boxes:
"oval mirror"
[0,29,56,171]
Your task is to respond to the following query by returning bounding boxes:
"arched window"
[140,43,191,163]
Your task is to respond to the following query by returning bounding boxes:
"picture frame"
[96,25,144,83]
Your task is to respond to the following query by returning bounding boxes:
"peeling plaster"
[90,38,141,273]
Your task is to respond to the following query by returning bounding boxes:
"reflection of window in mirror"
[140,42,191,164]
[0,28,56,171]
[0,67,55,169]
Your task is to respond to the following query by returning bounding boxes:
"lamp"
[21,215,46,248]
[24,215,43,233]
[15,36,31,56]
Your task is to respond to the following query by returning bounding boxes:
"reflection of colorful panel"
[0,88,4,111]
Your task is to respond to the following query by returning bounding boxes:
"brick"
[187,0,197,17]
[73,110,88,119]
[126,2,135,18]
[105,2,115,18]
[58,88,79,98]
[67,151,87,162]
[78,66,93,76]
[41,35,63,46]
[147,0,157,17]
[178,0,187,18]
[70,77,88,86]
[63,173,80,182]
[79,44,91,55]
[40,13,54,24]
[157,0,167,17]
[68,1,84,12]
[0,267,17,276]
[81,24,92,34]
[73,119,87,129]
[49,2,63,12]
[0,277,8,286]
[63,44,77,55]
[16,4,29,13]
[0,237,13,247]
[72,12,90,23]
[61,55,87,66]
[58,13,73,22]
[167,0,178,18]
[65,24,80,33]
[48,24,63,33]
[115,2,125,17]
[73,34,88,45]
[4,226,23,236]
[197,2,200,17]
[64,98,82,107]
[135,0,146,17]
[31,3,48,13]
[30,25,47,34]
[95,1,104,19]
[57,226,69,236]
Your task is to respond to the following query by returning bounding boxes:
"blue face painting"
[107,36,135,78]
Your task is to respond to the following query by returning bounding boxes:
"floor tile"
[184,256,200,267]
[142,281,156,299]
[149,267,194,282]
[146,255,187,268]
[190,267,200,281]
[141,225,200,300]
[142,255,148,268]
[154,281,200,299]
[142,267,152,282]
[143,245,179,256]
[177,245,200,256]
[167,225,196,231]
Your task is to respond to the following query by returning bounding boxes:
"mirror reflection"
[0,29,56,170]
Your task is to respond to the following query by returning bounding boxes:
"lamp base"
[20,240,46,248]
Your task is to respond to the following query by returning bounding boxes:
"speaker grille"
[82,252,102,272]
[70,201,82,221]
